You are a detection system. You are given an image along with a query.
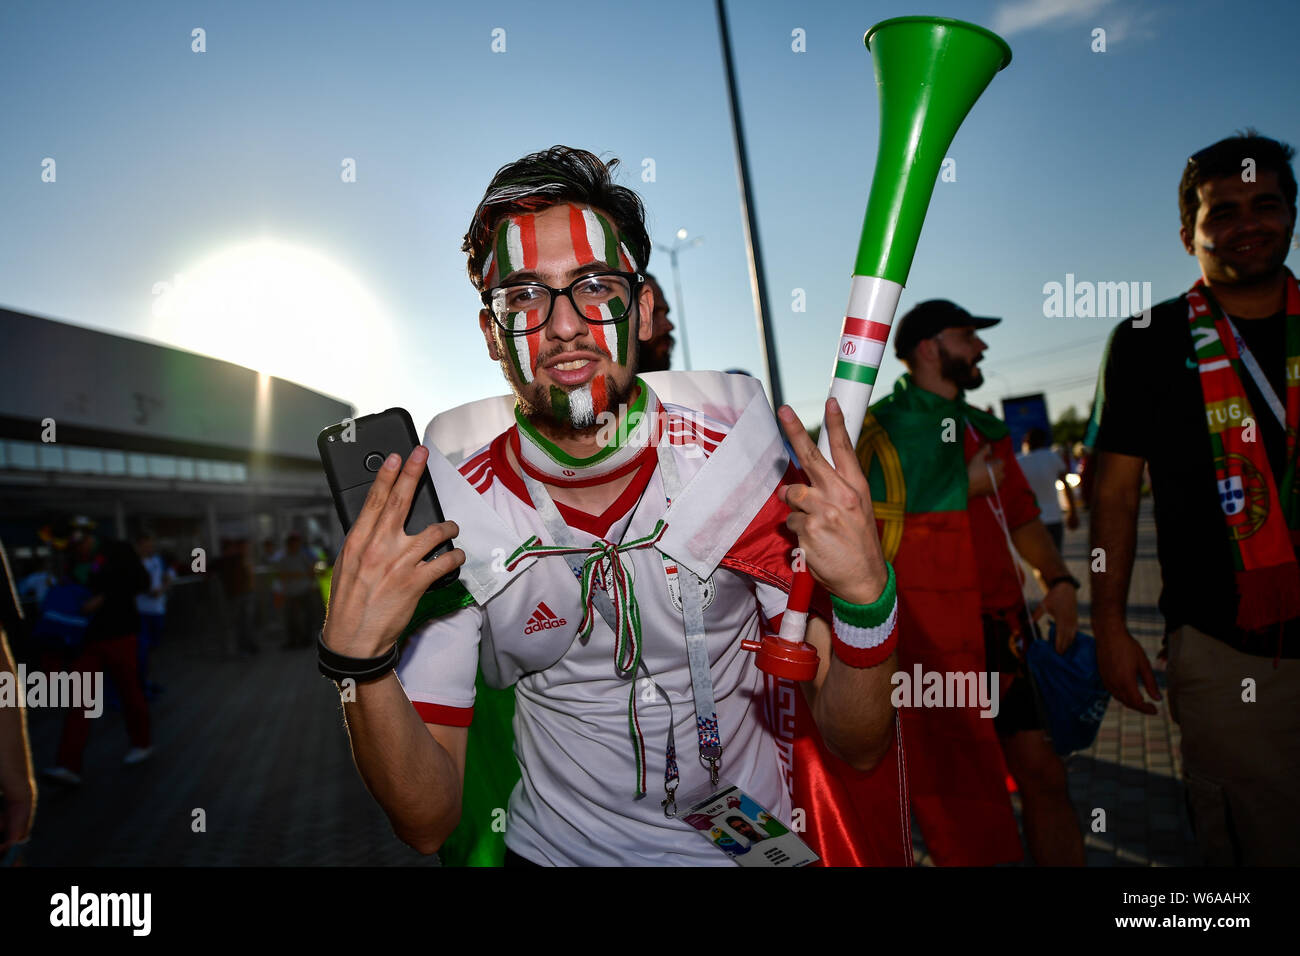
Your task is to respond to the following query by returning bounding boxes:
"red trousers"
[53,634,151,773]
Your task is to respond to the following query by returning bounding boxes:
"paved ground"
[16,500,1195,866]
[21,600,438,867]
[1061,501,1199,867]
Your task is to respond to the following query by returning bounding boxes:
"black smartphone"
[317,407,459,590]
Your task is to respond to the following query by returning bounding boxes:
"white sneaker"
[42,766,82,786]
[123,747,154,766]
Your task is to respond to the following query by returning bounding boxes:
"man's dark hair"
[463,146,651,292]
[1179,129,1297,237]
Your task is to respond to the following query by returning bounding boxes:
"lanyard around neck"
[1222,315,1287,430]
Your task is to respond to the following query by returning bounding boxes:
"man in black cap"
[854,299,1084,866]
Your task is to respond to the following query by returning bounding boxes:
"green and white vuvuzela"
[819,16,1012,457]
[758,16,1013,680]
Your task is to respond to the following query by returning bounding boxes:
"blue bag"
[1026,623,1110,756]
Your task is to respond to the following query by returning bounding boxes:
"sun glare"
[150,239,394,403]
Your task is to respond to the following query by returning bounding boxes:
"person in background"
[17,555,56,622]
[1017,427,1079,554]
[43,538,153,785]
[855,299,1084,866]
[639,273,675,372]
[0,537,37,862]
[134,532,175,697]
[1090,130,1300,864]
[255,537,282,643]
[219,538,258,657]
[278,533,321,649]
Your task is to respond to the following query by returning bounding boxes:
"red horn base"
[742,635,821,681]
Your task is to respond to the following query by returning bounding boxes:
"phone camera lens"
[364,452,386,472]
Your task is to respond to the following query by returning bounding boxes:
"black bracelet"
[1047,574,1080,590]
[317,630,399,684]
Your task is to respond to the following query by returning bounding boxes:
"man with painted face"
[321,146,907,866]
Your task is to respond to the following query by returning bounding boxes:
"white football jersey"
[396,396,801,866]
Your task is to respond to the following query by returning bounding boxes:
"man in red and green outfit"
[856,300,1085,865]
[1091,131,1300,864]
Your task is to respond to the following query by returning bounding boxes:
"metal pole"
[668,248,693,370]
[715,0,783,408]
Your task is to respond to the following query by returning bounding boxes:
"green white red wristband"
[830,562,898,668]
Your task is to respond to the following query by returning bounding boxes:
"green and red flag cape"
[856,374,1023,866]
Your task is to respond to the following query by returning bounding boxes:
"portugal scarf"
[1187,271,1300,631]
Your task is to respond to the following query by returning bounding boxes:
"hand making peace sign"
[776,398,890,607]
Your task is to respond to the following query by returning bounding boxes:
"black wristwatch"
[1047,574,1080,590]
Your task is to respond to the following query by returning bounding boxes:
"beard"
[505,338,640,436]
[937,341,983,391]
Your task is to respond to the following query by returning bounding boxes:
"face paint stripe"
[601,302,628,365]
[591,374,608,417]
[505,220,525,280]
[517,213,537,270]
[618,241,636,272]
[508,310,533,385]
[525,319,541,373]
[586,304,609,354]
[593,210,620,273]
[494,222,515,287]
[569,205,599,265]
[549,386,569,423]
[568,385,594,428]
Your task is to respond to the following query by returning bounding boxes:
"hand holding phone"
[318,410,465,658]
[321,446,464,658]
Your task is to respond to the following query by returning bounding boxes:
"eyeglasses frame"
[481,270,646,336]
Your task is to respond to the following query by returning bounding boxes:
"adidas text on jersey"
[524,601,568,635]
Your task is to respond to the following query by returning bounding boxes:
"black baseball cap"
[894,300,1001,359]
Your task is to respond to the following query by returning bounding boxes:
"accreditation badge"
[677,781,817,867]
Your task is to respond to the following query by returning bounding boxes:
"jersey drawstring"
[505,519,668,796]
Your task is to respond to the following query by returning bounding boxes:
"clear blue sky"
[2,0,1297,432]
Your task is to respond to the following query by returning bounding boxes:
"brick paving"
[20,603,438,867]
[17,502,1194,867]
[1065,501,1199,867]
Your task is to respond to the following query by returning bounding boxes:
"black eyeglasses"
[482,270,643,335]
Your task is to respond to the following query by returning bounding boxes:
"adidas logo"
[524,601,567,635]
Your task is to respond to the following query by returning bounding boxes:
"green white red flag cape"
[410,370,911,866]
[857,374,1023,866]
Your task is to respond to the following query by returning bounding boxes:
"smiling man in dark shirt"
[1090,130,1299,865]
